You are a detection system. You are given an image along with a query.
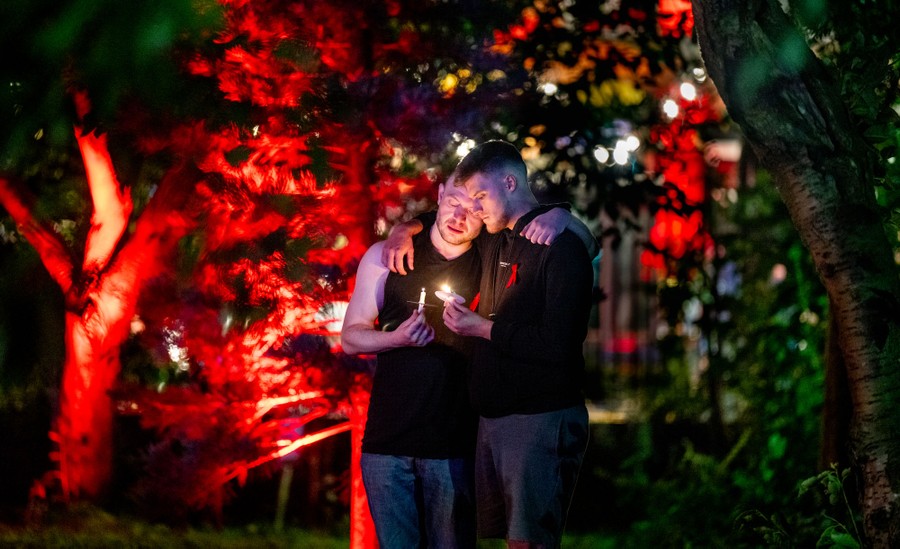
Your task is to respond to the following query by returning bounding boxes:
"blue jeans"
[361,453,475,549]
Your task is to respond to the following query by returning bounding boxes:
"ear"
[504,174,517,192]
[437,183,446,203]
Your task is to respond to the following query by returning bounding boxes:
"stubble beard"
[481,214,508,234]
[437,222,474,246]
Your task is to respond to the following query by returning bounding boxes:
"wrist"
[386,329,403,350]
[399,219,423,236]
[481,320,494,341]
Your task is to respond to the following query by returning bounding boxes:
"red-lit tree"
[0,0,223,503]
[0,86,205,501]
[2,0,528,542]
[113,1,520,540]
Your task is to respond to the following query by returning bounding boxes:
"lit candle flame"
[437,284,464,305]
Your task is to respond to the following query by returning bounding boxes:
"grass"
[0,505,616,548]
[0,506,348,549]
[0,525,348,548]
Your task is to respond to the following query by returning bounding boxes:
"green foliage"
[736,464,862,547]
[0,0,223,161]
[788,0,900,255]
[799,465,862,547]
[618,444,744,547]
[605,166,829,545]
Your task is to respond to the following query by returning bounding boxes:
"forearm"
[470,317,494,340]
[391,218,424,237]
[341,324,401,355]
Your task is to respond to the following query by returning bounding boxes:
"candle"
[417,287,426,312]
[435,284,465,305]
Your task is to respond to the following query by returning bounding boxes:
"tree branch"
[76,128,132,273]
[93,160,200,313]
[0,176,75,294]
[72,89,133,274]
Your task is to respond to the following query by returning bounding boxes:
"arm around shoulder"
[520,205,599,258]
[382,216,427,274]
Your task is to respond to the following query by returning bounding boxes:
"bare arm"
[341,241,434,354]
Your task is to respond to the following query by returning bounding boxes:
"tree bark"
[693,1,900,546]
[821,307,852,472]
[55,315,121,500]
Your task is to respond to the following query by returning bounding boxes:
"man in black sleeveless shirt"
[341,178,483,548]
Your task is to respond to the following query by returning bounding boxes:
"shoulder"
[361,240,386,263]
[548,230,591,261]
[412,228,433,250]
[357,241,390,275]
[475,228,500,254]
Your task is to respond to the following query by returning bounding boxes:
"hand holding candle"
[435,284,465,305]
[442,294,491,340]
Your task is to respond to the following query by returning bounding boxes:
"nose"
[452,205,468,221]
[469,201,483,217]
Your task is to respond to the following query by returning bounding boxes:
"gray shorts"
[475,405,589,546]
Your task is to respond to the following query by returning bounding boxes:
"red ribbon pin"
[505,263,518,288]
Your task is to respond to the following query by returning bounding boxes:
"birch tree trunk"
[692,1,900,546]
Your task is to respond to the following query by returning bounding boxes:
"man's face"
[462,172,510,234]
[436,182,481,245]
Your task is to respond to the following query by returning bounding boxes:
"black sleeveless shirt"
[362,229,481,458]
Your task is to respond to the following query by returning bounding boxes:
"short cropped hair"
[452,140,525,186]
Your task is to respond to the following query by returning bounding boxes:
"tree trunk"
[693,1,900,546]
[821,305,852,472]
[55,314,122,500]
[349,375,377,549]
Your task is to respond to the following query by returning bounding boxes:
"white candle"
[436,284,465,305]
[417,287,426,312]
